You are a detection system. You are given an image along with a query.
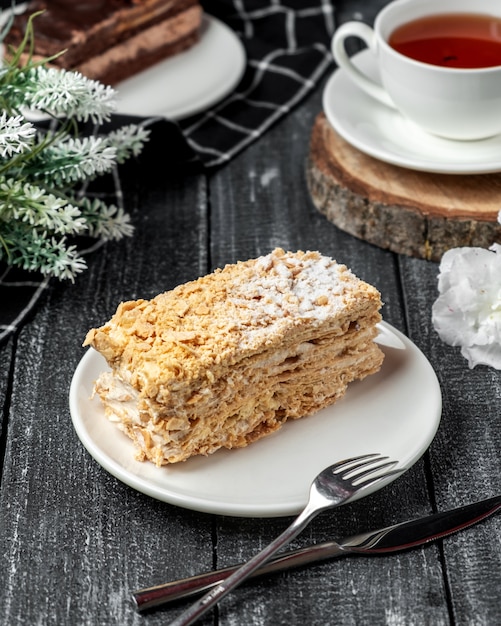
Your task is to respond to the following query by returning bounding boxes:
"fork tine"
[331,453,386,473]
[352,467,403,489]
[347,460,399,483]
[167,454,404,625]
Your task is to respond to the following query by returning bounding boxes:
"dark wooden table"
[1,2,500,624]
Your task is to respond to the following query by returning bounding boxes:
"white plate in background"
[116,15,246,120]
[1,10,245,121]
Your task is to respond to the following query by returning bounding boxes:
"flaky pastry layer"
[85,249,384,464]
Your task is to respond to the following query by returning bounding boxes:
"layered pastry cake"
[4,0,203,85]
[84,249,384,465]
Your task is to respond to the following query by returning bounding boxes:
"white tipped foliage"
[0,12,150,280]
[23,66,117,123]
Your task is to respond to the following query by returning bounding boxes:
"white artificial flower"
[40,135,117,184]
[35,238,87,281]
[0,112,36,157]
[26,67,117,123]
[82,199,134,240]
[106,124,151,162]
[432,240,501,369]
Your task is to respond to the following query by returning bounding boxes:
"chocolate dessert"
[4,0,203,85]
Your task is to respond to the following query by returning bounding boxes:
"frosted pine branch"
[22,66,117,123]
[105,124,151,163]
[0,112,36,157]
[27,135,118,185]
[1,222,88,281]
[0,177,87,235]
[0,10,149,280]
[79,197,135,240]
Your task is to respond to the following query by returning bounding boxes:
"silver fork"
[168,453,403,626]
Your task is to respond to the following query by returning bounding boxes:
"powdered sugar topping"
[226,250,360,347]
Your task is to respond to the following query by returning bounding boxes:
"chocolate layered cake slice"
[84,249,384,466]
[4,0,202,85]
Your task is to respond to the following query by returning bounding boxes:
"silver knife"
[132,495,501,612]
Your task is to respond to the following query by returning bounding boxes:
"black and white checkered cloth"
[182,0,335,167]
[0,0,336,343]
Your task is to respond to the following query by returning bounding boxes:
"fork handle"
[167,502,320,626]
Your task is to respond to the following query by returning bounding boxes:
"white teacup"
[332,0,501,141]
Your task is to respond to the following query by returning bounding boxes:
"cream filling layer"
[75,6,202,78]
[94,328,384,466]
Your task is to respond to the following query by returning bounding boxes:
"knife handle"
[131,541,344,612]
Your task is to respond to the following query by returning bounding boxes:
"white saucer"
[0,8,246,122]
[69,322,441,518]
[323,49,501,174]
[116,15,246,120]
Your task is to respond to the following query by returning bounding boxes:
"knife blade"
[132,495,501,612]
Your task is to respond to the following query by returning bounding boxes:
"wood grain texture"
[307,113,501,261]
[398,255,501,626]
[206,84,449,626]
[0,1,500,624]
[0,165,215,626]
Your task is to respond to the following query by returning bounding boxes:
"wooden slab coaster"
[306,112,501,261]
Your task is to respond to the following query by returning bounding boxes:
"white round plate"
[115,15,246,120]
[323,49,501,174]
[69,322,441,517]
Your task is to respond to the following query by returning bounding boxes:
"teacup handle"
[332,21,395,108]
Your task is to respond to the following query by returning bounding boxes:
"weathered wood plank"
[0,339,14,441]
[0,167,214,626]
[206,81,450,626]
[0,2,499,625]
[399,256,501,626]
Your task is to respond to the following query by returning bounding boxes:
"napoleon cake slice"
[84,249,384,465]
